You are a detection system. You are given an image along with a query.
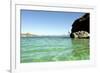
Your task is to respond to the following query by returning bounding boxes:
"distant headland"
[21,32,37,37]
[21,32,69,38]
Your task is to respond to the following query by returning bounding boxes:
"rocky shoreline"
[70,13,90,38]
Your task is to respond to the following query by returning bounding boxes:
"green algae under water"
[20,37,89,63]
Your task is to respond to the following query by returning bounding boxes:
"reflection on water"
[71,39,89,60]
[20,37,89,63]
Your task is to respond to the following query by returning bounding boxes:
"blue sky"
[21,10,85,35]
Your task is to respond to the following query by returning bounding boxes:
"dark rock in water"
[70,13,90,38]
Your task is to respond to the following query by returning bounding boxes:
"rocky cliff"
[70,13,90,38]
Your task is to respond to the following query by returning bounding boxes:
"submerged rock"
[70,13,90,38]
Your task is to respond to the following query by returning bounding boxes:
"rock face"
[70,13,90,38]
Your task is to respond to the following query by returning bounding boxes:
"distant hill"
[21,33,37,37]
[21,33,69,38]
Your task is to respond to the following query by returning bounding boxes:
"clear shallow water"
[20,37,89,63]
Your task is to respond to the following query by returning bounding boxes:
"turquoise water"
[20,37,89,63]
